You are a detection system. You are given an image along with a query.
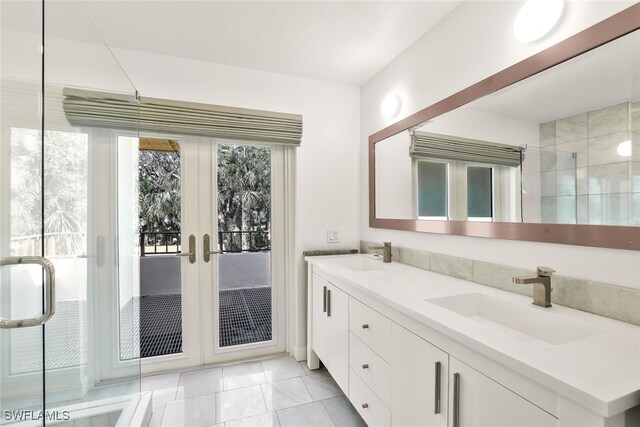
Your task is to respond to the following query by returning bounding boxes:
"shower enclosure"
[1,1,145,425]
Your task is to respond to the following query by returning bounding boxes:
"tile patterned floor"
[144,356,366,427]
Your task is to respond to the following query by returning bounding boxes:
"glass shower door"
[0,1,48,424]
[2,0,143,425]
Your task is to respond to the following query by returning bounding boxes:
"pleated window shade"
[409,131,523,167]
[62,88,303,145]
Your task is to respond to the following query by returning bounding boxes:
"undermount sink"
[329,257,384,272]
[426,293,603,345]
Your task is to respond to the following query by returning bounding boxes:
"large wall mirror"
[369,4,640,250]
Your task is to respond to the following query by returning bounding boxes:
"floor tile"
[176,368,223,399]
[299,361,326,376]
[322,395,366,427]
[262,356,306,382]
[261,377,313,411]
[301,372,343,401]
[215,385,267,423]
[223,362,267,390]
[277,401,335,427]
[161,394,216,427]
[225,412,280,427]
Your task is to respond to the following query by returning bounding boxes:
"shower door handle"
[176,234,196,263]
[0,256,56,329]
[203,234,222,263]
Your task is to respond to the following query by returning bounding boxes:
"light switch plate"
[326,230,340,243]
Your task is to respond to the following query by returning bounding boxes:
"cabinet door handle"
[362,323,369,329]
[434,361,441,414]
[326,289,331,317]
[362,363,369,369]
[322,286,327,313]
[361,403,369,409]
[453,372,460,427]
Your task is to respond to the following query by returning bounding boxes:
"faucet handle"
[537,266,556,277]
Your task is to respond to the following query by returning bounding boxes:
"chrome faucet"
[513,266,556,308]
[370,242,392,263]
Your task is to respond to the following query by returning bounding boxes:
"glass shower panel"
[0,0,47,424]
[42,0,141,424]
[521,146,578,224]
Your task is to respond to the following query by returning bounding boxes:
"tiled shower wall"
[539,101,640,225]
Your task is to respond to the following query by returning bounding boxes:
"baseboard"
[292,345,307,361]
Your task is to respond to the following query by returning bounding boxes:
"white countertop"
[305,254,640,417]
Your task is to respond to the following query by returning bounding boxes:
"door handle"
[326,289,331,317]
[322,286,327,313]
[0,256,56,329]
[175,234,196,263]
[203,233,221,263]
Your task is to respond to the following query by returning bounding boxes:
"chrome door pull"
[434,361,441,414]
[176,234,196,264]
[0,256,56,329]
[326,289,331,317]
[203,233,221,263]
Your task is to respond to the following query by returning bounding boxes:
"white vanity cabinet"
[310,273,349,393]
[391,323,449,427]
[306,259,639,427]
[448,357,557,427]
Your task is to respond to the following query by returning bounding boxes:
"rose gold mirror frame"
[369,3,640,251]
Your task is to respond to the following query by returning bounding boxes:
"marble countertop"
[306,254,640,417]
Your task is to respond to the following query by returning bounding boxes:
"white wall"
[111,48,361,356]
[361,0,640,289]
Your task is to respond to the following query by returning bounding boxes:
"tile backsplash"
[539,101,640,225]
[362,240,640,325]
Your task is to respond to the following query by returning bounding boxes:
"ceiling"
[66,1,459,86]
[470,28,640,124]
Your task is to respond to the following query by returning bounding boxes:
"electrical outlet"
[326,229,340,243]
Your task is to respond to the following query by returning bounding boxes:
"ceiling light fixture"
[616,140,632,157]
[514,0,564,43]
[381,93,401,119]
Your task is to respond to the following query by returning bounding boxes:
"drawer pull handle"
[322,286,327,313]
[453,372,461,427]
[361,403,369,409]
[361,324,369,329]
[362,363,369,369]
[434,361,441,414]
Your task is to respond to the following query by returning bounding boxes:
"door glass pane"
[1,0,45,421]
[217,143,272,348]
[132,140,183,358]
[417,161,448,219]
[467,166,493,220]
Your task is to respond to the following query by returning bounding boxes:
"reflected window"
[467,166,494,221]
[417,160,449,219]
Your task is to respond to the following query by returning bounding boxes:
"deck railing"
[140,230,270,256]
[140,231,181,256]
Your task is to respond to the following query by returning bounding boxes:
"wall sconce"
[381,93,401,119]
[514,0,565,43]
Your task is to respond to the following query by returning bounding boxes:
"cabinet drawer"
[349,333,391,407]
[350,368,391,427]
[349,298,392,362]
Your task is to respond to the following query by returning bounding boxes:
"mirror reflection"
[375,29,639,226]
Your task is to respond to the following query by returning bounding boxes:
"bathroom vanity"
[306,254,640,427]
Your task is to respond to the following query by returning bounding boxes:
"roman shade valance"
[62,88,303,146]
[409,131,523,167]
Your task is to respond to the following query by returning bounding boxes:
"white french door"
[141,136,289,374]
